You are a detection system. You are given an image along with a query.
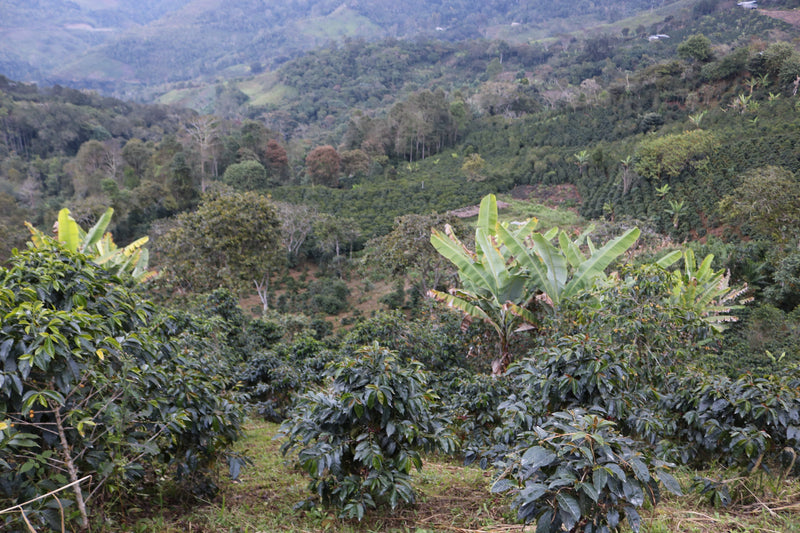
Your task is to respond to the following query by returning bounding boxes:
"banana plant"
[658,249,749,332]
[430,194,640,374]
[430,195,539,374]
[26,208,156,282]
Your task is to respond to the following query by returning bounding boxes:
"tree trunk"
[254,273,270,313]
[52,401,90,530]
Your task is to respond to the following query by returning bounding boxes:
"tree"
[274,201,319,262]
[677,34,713,63]
[168,151,197,209]
[574,150,590,176]
[718,166,800,246]
[340,149,371,180]
[122,138,152,185]
[619,155,636,195]
[368,213,470,301]
[185,115,220,192]
[634,130,717,182]
[69,139,111,198]
[461,153,486,181]
[222,160,269,191]
[660,249,750,333]
[0,192,30,261]
[265,138,290,182]
[306,145,341,187]
[157,190,284,311]
[665,199,685,229]
[314,214,360,261]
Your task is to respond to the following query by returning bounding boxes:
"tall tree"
[157,190,284,311]
[275,201,319,262]
[369,213,469,301]
[718,166,800,246]
[185,116,220,192]
[306,145,341,187]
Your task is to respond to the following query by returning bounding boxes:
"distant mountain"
[1,0,688,94]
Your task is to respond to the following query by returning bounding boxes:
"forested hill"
[2,0,692,93]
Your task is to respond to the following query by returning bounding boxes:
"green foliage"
[659,369,800,471]
[765,253,800,312]
[0,240,245,531]
[222,160,270,191]
[633,130,717,182]
[240,335,336,422]
[42,207,154,282]
[718,166,800,246]
[430,194,640,373]
[305,278,350,315]
[677,34,713,63]
[439,370,512,461]
[661,249,750,333]
[490,410,681,532]
[342,310,474,372]
[510,336,650,430]
[429,194,542,373]
[156,189,284,309]
[279,343,457,519]
[366,212,470,299]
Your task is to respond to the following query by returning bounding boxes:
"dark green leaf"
[522,446,558,470]
[556,493,581,530]
[491,478,516,493]
[656,470,683,496]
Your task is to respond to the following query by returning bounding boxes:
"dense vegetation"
[3,0,800,530]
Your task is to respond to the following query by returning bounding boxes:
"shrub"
[490,410,682,532]
[240,335,335,421]
[306,278,350,315]
[0,242,245,530]
[659,369,800,469]
[436,370,513,463]
[279,343,457,519]
[342,310,477,372]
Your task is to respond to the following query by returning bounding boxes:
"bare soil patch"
[760,9,800,27]
[510,183,582,209]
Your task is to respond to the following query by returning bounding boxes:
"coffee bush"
[279,343,458,519]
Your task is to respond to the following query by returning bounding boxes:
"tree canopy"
[156,190,284,309]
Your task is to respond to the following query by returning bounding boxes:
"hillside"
[1,0,692,95]
[5,1,800,531]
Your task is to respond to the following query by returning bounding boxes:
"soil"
[760,9,800,27]
[510,183,582,209]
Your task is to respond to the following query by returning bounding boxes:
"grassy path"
[118,421,800,533]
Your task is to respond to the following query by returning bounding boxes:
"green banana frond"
[563,227,640,300]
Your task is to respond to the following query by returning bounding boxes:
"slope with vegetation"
[3,0,800,530]
[3,0,689,93]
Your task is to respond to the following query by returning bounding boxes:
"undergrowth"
[105,421,800,533]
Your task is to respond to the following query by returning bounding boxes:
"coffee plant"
[279,343,457,519]
[435,369,513,464]
[658,369,800,470]
[240,335,336,421]
[0,241,246,531]
[490,410,682,533]
[342,310,477,372]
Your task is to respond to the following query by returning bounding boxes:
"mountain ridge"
[1,0,691,96]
